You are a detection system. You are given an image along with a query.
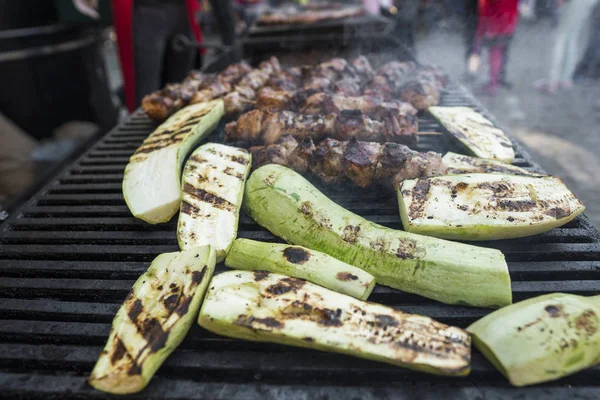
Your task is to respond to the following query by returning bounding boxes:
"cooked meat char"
[301,93,417,117]
[225,108,417,146]
[250,136,446,188]
[222,57,282,115]
[363,61,417,100]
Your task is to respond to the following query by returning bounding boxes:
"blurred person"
[73,0,204,112]
[535,0,599,92]
[385,0,419,54]
[464,0,479,80]
[473,0,519,96]
[574,1,600,80]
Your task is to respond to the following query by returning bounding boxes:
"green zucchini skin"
[244,164,511,308]
[177,143,251,262]
[88,246,216,394]
[468,293,600,387]
[199,271,472,376]
[225,238,376,300]
[123,100,224,224]
[429,106,514,163]
[442,152,542,176]
[398,174,585,241]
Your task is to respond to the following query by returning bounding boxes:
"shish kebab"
[250,135,446,189]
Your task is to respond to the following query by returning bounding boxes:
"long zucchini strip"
[89,246,216,394]
[243,164,511,308]
[177,143,251,262]
[468,293,600,387]
[398,173,585,241]
[442,152,542,176]
[123,100,224,224]
[225,238,376,300]
[199,271,471,376]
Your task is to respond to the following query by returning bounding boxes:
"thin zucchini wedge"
[468,293,600,387]
[88,246,216,394]
[123,100,224,224]
[177,143,251,262]
[429,106,514,163]
[442,152,542,176]
[225,238,376,300]
[398,173,585,240]
[198,270,471,376]
[244,164,511,308]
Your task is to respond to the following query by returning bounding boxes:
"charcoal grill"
[1,39,600,400]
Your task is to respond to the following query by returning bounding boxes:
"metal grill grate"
[1,83,599,399]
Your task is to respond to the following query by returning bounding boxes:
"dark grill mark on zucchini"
[180,200,198,216]
[254,270,269,281]
[192,268,207,284]
[396,238,426,260]
[408,179,431,219]
[266,277,306,295]
[183,183,236,212]
[235,315,283,329]
[497,199,537,212]
[230,155,249,165]
[127,298,144,322]
[111,336,129,364]
[545,207,570,219]
[163,294,179,312]
[336,272,359,281]
[134,136,185,154]
[375,314,399,328]
[342,225,360,243]
[223,166,244,180]
[283,247,311,264]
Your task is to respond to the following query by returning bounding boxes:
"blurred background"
[1,0,599,226]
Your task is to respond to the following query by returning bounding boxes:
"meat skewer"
[223,57,282,115]
[142,61,253,121]
[250,136,446,188]
[225,108,418,147]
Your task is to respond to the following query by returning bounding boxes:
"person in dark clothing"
[390,0,419,54]
[574,2,600,80]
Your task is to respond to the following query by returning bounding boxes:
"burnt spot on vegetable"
[231,155,249,165]
[223,166,244,180]
[497,199,537,212]
[163,294,179,312]
[253,270,269,281]
[191,268,207,284]
[235,315,283,329]
[545,207,570,219]
[184,183,236,212]
[396,238,426,260]
[317,308,343,327]
[574,309,598,336]
[408,179,431,219]
[110,336,129,364]
[303,337,314,342]
[300,201,313,216]
[283,247,311,264]
[139,317,168,352]
[370,238,389,252]
[342,225,360,244]
[336,272,359,281]
[127,298,144,323]
[180,200,199,216]
[545,305,567,318]
[375,314,399,328]
[266,277,306,295]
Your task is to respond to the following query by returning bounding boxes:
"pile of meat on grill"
[141,55,449,188]
[256,5,366,26]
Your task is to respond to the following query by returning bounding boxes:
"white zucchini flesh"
[429,106,514,163]
[177,143,251,262]
[442,152,542,177]
[123,100,224,224]
[88,246,216,394]
[198,271,471,376]
[398,173,585,240]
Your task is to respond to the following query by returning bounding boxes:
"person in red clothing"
[473,0,519,95]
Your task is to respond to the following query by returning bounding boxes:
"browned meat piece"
[211,61,253,85]
[256,88,295,111]
[303,76,333,92]
[309,138,348,184]
[224,90,255,115]
[335,110,385,141]
[343,139,382,187]
[376,142,415,181]
[363,75,394,100]
[392,151,446,188]
[225,109,265,142]
[377,61,417,81]
[301,93,417,117]
[287,136,316,173]
[351,55,375,81]
[398,80,441,111]
[190,80,231,104]
[334,79,362,96]
[266,68,302,91]
[251,142,292,169]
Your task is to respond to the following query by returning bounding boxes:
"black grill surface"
[1,83,600,399]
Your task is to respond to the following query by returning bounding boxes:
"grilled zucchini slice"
[198,271,471,376]
[442,152,542,176]
[429,106,514,163]
[88,246,216,394]
[244,164,511,308]
[123,100,224,224]
[225,238,376,300]
[398,173,585,240]
[468,293,600,387]
[177,143,251,262]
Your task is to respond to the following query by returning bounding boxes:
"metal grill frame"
[1,41,599,400]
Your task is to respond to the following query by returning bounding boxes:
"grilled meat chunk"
[225,109,417,146]
[250,136,445,188]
